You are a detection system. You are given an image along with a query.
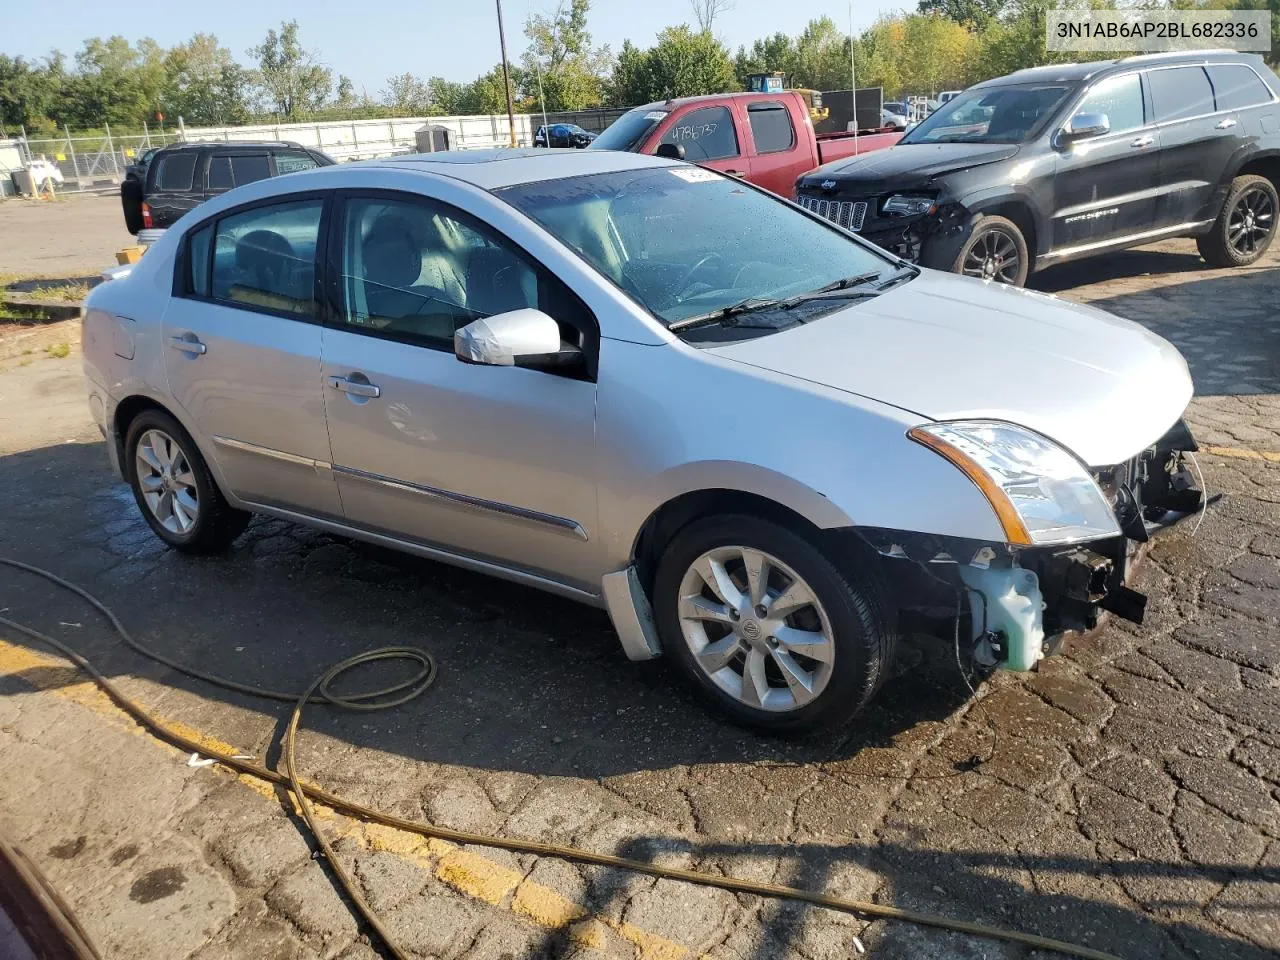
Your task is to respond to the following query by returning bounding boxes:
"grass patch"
[21,348,33,356]
[23,282,92,304]
[45,342,71,359]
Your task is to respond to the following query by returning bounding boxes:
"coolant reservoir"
[957,565,1045,671]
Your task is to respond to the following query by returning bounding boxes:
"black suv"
[121,141,334,236]
[796,51,1280,286]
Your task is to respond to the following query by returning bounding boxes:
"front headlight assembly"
[882,194,938,217]
[909,420,1121,546]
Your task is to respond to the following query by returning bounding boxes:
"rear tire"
[951,215,1029,287]
[124,409,251,554]
[1197,174,1277,267]
[653,515,896,734]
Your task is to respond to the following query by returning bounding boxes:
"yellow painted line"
[1204,444,1280,463]
[0,636,701,959]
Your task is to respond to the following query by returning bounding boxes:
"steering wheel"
[674,253,723,294]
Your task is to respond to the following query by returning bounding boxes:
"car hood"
[706,270,1193,467]
[802,142,1019,191]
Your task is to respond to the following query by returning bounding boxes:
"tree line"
[2,0,1277,135]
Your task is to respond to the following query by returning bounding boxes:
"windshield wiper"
[812,270,882,293]
[778,271,888,310]
[668,297,784,332]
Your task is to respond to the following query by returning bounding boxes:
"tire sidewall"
[653,516,885,733]
[124,410,217,549]
[952,215,1030,287]
[1212,175,1278,267]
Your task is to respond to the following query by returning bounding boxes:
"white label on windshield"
[670,167,720,183]
[644,111,668,120]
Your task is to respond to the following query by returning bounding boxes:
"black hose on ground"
[0,557,1124,960]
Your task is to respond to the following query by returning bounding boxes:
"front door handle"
[328,375,381,398]
[1130,136,1155,149]
[1215,117,1238,130]
[167,335,206,355]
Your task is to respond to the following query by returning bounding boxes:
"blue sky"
[0,0,903,94]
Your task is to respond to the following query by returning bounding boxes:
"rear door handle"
[724,169,747,178]
[328,375,381,398]
[1215,117,1238,130]
[167,335,206,355]
[1130,136,1155,149]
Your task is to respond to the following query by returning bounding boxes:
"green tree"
[0,54,64,131]
[382,73,433,114]
[792,17,852,90]
[521,0,612,111]
[249,20,332,119]
[60,36,167,126]
[427,77,471,114]
[733,32,799,86]
[917,0,1004,28]
[334,74,356,107]
[608,26,736,104]
[162,35,249,125]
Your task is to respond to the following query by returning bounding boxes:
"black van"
[120,141,335,236]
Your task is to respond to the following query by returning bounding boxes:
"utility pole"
[849,3,860,155]
[496,0,518,147]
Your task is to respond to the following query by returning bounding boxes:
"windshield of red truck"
[589,108,667,153]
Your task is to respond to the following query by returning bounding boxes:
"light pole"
[496,0,518,147]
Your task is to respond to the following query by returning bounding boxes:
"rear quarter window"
[1207,64,1275,111]
[156,153,197,191]
[275,152,319,175]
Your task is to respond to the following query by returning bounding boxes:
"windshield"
[902,83,1073,144]
[499,166,898,334]
[589,108,667,153]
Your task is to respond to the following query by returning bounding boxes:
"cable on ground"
[0,557,1123,960]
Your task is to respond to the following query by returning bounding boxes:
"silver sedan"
[82,148,1200,732]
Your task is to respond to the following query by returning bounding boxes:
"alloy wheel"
[961,228,1021,283]
[676,546,835,713]
[135,428,200,535]
[1228,186,1275,258]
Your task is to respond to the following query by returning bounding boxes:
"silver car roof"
[352,148,675,191]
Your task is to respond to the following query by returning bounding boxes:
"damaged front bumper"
[862,420,1203,672]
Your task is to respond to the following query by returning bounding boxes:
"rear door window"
[659,106,738,161]
[1207,64,1275,111]
[209,199,324,319]
[1148,67,1216,123]
[747,102,796,154]
[156,153,197,191]
[231,155,271,185]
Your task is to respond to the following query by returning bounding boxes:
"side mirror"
[1062,112,1110,143]
[655,142,686,161]
[455,308,583,371]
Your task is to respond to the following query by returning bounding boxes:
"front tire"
[653,515,896,734]
[1197,174,1277,267]
[951,215,1029,287]
[125,409,251,554]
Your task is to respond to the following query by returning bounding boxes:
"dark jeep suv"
[795,51,1280,286]
[120,141,334,236]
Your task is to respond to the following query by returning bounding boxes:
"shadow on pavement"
[1029,247,1210,293]
[0,440,980,782]
[512,835,1277,960]
[1044,263,1280,397]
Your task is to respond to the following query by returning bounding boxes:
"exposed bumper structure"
[866,419,1203,671]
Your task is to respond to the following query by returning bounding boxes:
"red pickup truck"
[589,91,901,196]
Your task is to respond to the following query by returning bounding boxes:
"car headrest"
[363,214,422,290]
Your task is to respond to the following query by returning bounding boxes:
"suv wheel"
[1197,174,1277,268]
[653,515,895,733]
[952,215,1029,287]
[125,409,251,553]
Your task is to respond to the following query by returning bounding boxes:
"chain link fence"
[2,110,586,198]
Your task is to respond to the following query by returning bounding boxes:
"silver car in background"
[82,149,1201,732]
